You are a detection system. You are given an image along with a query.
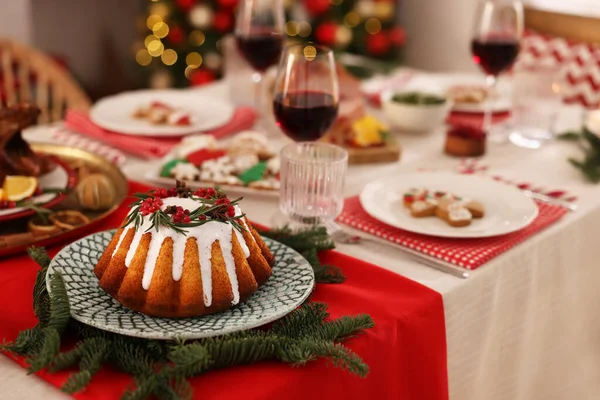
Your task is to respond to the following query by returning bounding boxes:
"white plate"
[90,89,235,137]
[382,73,512,114]
[0,160,69,218]
[359,172,538,238]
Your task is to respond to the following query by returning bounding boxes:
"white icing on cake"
[111,197,251,307]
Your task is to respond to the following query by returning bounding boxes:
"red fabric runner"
[0,182,448,400]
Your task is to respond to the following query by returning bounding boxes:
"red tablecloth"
[0,182,448,400]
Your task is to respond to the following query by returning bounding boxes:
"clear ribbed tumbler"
[279,142,348,226]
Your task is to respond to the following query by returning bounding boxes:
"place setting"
[2,0,600,400]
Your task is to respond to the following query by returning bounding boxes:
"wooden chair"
[0,39,91,124]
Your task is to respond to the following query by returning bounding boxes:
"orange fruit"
[3,176,38,202]
[0,188,4,200]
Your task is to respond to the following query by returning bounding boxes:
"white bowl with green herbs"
[382,92,452,132]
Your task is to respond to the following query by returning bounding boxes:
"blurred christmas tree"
[135,0,404,88]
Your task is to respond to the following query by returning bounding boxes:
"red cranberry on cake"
[444,125,486,157]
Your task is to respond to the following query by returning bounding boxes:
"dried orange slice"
[3,176,38,202]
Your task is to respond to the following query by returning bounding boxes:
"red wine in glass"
[236,31,283,72]
[471,38,520,76]
[273,91,339,141]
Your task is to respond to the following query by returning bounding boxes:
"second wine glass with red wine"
[471,0,523,142]
[235,0,285,117]
[272,44,339,142]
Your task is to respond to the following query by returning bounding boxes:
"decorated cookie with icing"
[227,131,274,160]
[446,203,472,227]
[464,200,485,218]
[170,163,200,181]
[249,178,280,190]
[410,200,436,218]
[403,188,428,208]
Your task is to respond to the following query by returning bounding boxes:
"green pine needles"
[1,227,374,400]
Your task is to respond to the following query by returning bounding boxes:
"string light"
[186,52,203,68]
[148,40,165,57]
[285,21,300,36]
[344,12,361,28]
[303,45,317,61]
[136,49,152,66]
[298,21,312,37]
[161,49,178,65]
[146,15,162,30]
[145,34,159,48]
[365,18,382,35]
[152,22,169,38]
[185,66,195,79]
[150,3,170,18]
[189,30,206,46]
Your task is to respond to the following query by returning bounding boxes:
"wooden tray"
[0,144,128,258]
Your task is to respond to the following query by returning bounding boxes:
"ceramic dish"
[90,89,235,137]
[47,232,315,340]
[359,172,539,238]
[0,144,128,258]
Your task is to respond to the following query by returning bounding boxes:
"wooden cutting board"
[344,137,402,165]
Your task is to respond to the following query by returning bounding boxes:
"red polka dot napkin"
[337,197,568,270]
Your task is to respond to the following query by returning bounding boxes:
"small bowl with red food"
[382,91,452,132]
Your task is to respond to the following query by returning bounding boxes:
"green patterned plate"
[46,230,315,340]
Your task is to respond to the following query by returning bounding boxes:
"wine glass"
[471,0,524,142]
[235,0,285,120]
[272,44,347,228]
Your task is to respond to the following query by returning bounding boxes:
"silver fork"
[324,220,470,279]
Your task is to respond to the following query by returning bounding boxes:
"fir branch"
[0,328,43,355]
[4,229,375,399]
[49,341,86,372]
[557,131,582,141]
[281,340,369,377]
[62,337,111,394]
[27,328,61,374]
[559,126,600,182]
[270,302,330,338]
[260,226,335,253]
[302,248,345,284]
[47,273,71,334]
[29,247,52,323]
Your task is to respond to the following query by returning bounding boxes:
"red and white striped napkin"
[337,197,568,270]
[64,107,256,159]
[51,128,127,166]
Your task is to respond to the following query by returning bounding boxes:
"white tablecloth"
[3,79,600,400]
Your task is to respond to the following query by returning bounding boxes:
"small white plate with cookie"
[90,89,235,137]
[359,172,539,238]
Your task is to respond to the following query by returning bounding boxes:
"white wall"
[0,0,33,43]
[399,0,479,73]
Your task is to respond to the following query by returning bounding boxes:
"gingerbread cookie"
[403,188,428,208]
[463,199,485,218]
[410,200,436,218]
[444,202,472,227]
[404,188,482,228]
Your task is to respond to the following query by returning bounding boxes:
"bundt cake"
[94,182,274,318]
